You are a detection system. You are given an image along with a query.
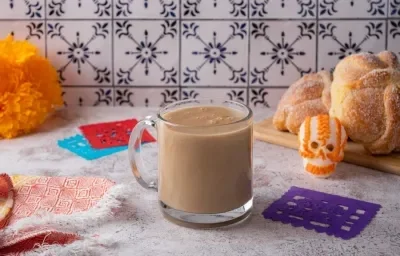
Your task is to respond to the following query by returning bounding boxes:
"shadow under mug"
[128,99,254,228]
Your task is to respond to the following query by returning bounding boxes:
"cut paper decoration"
[0,173,116,255]
[262,186,381,240]
[79,119,156,149]
[58,134,128,160]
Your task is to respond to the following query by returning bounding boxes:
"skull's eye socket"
[326,144,334,151]
[310,141,319,149]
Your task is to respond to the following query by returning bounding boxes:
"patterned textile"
[0,173,115,255]
[0,174,13,228]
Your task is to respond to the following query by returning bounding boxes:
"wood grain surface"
[254,118,400,176]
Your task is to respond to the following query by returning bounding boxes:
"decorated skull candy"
[298,114,348,178]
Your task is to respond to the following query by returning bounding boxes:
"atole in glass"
[128,99,253,228]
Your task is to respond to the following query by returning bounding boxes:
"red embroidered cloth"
[0,173,115,255]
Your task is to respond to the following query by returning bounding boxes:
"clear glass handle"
[128,117,158,190]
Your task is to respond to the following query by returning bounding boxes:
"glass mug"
[128,99,253,228]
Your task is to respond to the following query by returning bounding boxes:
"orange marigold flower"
[0,35,63,139]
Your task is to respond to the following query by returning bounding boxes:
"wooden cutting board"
[254,117,400,176]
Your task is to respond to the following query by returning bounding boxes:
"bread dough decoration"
[330,51,400,155]
[273,70,332,135]
[298,114,348,178]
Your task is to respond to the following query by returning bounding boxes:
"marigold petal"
[0,35,62,139]
[0,34,37,64]
[21,55,63,106]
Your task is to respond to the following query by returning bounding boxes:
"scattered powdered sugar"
[353,52,379,63]
[298,80,321,89]
[274,71,331,133]
[341,82,400,153]
[330,50,400,153]
[359,69,389,88]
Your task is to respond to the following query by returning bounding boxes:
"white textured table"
[1,107,400,256]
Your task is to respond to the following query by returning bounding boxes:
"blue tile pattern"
[0,0,396,109]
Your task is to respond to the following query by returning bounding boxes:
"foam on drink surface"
[162,106,244,126]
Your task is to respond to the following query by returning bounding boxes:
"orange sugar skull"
[298,114,348,178]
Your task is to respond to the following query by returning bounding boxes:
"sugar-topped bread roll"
[330,51,400,155]
[273,70,332,134]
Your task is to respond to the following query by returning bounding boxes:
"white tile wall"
[249,21,316,86]
[181,21,248,86]
[318,20,386,72]
[0,0,398,109]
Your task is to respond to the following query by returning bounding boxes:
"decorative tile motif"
[181,88,247,104]
[250,21,316,86]
[113,88,179,107]
[249,88,286,109]
[47,0,112,18]
[115,0,178,18]
[158,88,180,106]
[388,20,400,59]
[47,21,112,86]
[390,0,400,16]
[319,0,387,18]
[115,88,135,106]
[114,20,179,86]
[250,0,316,18]
[0,0,44,19]
[318,21,386,72]
[181,21,248,86]
[62,88,114,107]
[182,0,248,19]
[0,21,45,54]
[0,0,395,108]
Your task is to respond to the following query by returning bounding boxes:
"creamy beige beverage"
[158,106,253,214]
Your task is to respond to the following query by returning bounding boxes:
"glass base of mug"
[160,198,253,229]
